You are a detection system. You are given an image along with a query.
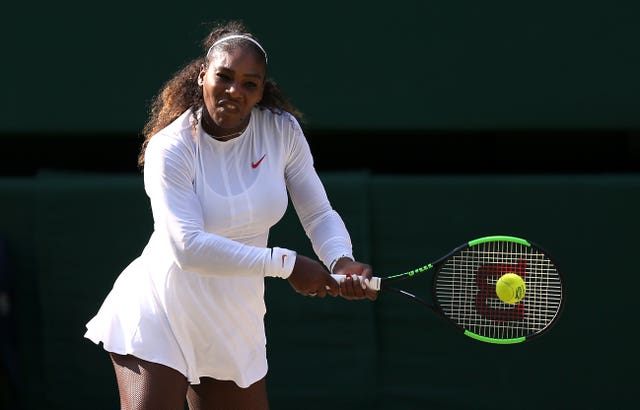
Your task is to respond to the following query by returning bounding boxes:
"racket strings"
[435,241,562,340]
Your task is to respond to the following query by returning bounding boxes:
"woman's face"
[198,47,265,133]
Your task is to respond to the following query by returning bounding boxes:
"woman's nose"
[226,82,240,96]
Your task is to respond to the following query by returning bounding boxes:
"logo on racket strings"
[475,260,526,322]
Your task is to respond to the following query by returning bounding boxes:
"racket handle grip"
[330,274,382,291]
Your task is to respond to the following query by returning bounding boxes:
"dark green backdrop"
[3,0,640,133]
[0,171,636,409]
[2,1,638,408]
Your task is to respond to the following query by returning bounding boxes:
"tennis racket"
[332,235,564,344]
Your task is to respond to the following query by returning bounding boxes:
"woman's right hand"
[287,255,340,298]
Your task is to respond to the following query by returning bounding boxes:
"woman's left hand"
[332,258,377,301]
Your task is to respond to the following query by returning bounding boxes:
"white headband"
[206,34,268,63]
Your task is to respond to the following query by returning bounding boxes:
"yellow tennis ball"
[496,273,526,304]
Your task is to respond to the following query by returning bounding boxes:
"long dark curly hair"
[138,20,303,169]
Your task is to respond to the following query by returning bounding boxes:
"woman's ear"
[197,64,206,86]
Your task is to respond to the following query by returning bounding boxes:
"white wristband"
[266,247,297,279]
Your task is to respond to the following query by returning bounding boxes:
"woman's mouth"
[217,101,241,113]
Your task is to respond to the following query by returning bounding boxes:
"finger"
[350,275,362,294]
[316,285,329,298]
[340,274,352,296]
[360,266,373,286]
[325,277,340,297]
[351,275,367,297]
[341,274,359,299]
[325,284,338,297]
[365,288,378,301]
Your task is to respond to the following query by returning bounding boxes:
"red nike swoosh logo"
[252,154,266,168]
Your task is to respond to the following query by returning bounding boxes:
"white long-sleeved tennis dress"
[84,107,354,388]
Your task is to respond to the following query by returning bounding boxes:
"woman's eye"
[216,73,232,81]
[244,82,258,89]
